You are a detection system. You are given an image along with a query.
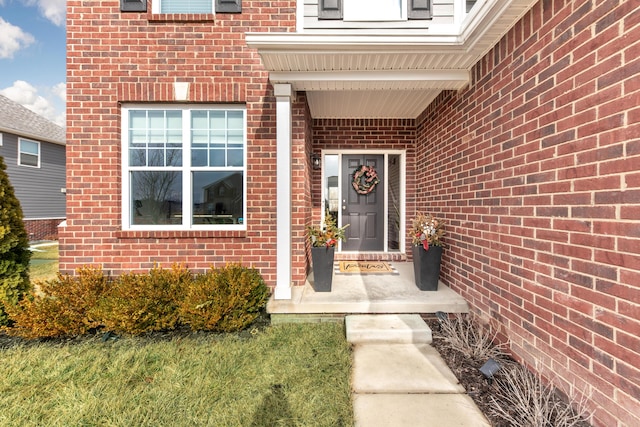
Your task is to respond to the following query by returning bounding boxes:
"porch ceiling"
[246,0,538,119]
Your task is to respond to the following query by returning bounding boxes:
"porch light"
[311,153,321,170]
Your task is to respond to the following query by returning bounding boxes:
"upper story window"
[19,139,40,167]
[153,0,213,13]
[150,0,241,14]
[319,0,431,20]
[122,105,246,231]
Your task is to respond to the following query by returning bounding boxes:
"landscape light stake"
[479,357,501,384]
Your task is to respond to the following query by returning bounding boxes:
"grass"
[29,242,59,282]
[0,322,353,426]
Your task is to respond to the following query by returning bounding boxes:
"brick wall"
[24,218,65,241]
[416,1,639,425]
[63,0,299,286]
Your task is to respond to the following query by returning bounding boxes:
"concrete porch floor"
[268,262,469,320]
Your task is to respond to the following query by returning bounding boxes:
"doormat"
[336,261,398,275]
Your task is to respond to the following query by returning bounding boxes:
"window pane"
[160,0,212,13]
[148,111,165,129]
[209,111,226,129]
[20,153,38,167]
[209,150,225,167]
[20,140,39,155]
[131,171,182,225]
[344,0,404,21]
[227,111,244,129]
[191,111,209,129]
[130,149,146,166]
[227,149,243,167]
[192,171,243,225]
[129,110,146,128]
[192,149,208,166]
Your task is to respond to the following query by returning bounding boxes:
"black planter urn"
[412,245,443,291]
[311,246,335,292]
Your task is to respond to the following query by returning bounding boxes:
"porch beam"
[274,83,293,300]
[269,69,470,84]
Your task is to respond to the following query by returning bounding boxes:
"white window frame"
[0,133,3,146]
[344,0,407,21]
[18,138,40,168]
[152,0,215,14]
[121,104,247,231]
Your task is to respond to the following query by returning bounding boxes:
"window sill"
[116,230,246,239]
[147,13,216,22]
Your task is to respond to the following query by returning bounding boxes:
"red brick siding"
[63,1,299,287]
[24,218,64,241]
[417,1,640,426]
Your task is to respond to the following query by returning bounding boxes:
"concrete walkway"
[346,314,490,427]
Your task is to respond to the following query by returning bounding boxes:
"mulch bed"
[426,319,591,427]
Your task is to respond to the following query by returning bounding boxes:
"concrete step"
[345,314,432,344]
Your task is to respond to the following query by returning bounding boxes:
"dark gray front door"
[341,154,384,251]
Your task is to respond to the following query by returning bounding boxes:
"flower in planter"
[412,213,445,250]
[307,210,349,248]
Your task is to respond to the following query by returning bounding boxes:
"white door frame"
[320,149,406,254]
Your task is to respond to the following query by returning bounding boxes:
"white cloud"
[51,82,66,102]
[0,17,35,59]
[23,0,66,27]
[1,80,66,127]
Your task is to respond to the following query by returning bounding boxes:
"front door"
[341,154,384,251]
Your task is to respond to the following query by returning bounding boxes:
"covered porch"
[267,262,468,322]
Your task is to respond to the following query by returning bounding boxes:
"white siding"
[303,0,455,31]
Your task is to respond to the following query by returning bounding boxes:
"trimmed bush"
[97,264,191,335]
[0,156,32,326]
[5,266,109,339]
[180,263,269,332]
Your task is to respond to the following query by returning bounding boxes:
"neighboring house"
[65,1,638,426]
[0,94,66,240]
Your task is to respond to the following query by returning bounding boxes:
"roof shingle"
[0,94,65,145]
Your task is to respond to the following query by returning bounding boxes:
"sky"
[0,0,66,127]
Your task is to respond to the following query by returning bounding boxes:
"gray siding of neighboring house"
[0,131,66,219]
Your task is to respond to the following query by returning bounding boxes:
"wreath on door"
[352,165,380,195]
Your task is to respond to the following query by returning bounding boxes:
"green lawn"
[0,323,353,426]
[29,242,59,282]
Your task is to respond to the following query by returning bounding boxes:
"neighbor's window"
[19,139,40,167]
[122,105,246,230]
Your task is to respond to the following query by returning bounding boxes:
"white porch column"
[274,83,293,300]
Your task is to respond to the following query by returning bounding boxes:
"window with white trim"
[153,0,213,13]
[122,105,246,230]
[18,138,40,167]
[319,0,431,20]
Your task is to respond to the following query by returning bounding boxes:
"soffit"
[246,0,538,119]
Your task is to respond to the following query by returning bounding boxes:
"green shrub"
[5,266,108,339]
[0,156,32,326]
[180,263,269,332]
[97,264,191,335]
